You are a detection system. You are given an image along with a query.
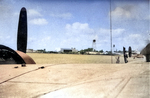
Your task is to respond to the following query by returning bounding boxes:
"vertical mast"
[110,0,113,63]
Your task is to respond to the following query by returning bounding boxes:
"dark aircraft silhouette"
[140,43,150,62]
[0,7,35,64]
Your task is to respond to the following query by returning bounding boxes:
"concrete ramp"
[0,63,149,98]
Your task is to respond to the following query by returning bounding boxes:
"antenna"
[17,7,27,53]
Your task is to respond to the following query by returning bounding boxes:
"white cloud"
[27,9,48,25]
[122,33,146,50]
[28,37,36,42]
[28,9,42,17]
[98,28,125,37]
[0,35,11,42]
[13,12,19,16]
[55,48,61,52]
[63,22,97,49]
[93,35,98,40]
[13,9,42,19]
[41,36,51,42]
[29,18,48,25]
[111,5,148,21]
[124,34,142,45]
[111,7,131,19]
[64,24,125,50]
[113,28,125,37]
[50,13,72,19]
[98,28,109,35]
[28,36,51,50]
[144,15,150,20]
[65,22,94,34]
[128,34,141,39]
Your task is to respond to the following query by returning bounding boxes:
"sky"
[0,0,149,52]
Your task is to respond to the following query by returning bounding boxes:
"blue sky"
[0,0,149,52]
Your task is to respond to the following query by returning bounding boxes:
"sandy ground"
[0,56,150,98]
[27,53,145,64]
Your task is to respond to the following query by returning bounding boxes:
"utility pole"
[110,0,113,64]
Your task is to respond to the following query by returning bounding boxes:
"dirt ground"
[27,53,143,64]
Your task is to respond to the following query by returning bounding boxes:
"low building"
[61,48,78,53]
[71,48,78,52]
[36,49,45,53]
[61,48,72,53]
[86,52,102,55]
[26,49,33,53]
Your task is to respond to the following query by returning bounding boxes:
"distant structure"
[113,44,115,54]
[61,48,72,53]
[36,49,46,53]
[61,48,78,53]
[26,49,33,53]
[26,49,46,53]
[92,39,96,51]
[123,47,128,63]
[132,50,139,55]
[128,46,132,57]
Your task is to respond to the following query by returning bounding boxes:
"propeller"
[17,7,27,53]
[0,7,36,64]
